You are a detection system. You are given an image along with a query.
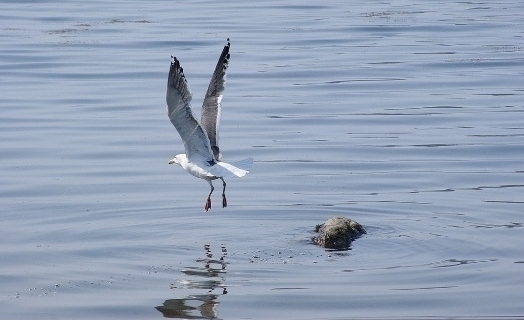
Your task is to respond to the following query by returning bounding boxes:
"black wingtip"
[220,39,231,70]
[170,56,184,73]
[170,55,178,66]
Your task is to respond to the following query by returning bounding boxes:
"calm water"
[1,1,523,319]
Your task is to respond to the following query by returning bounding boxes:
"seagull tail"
[213,157,253,178]
[232,157,253,172]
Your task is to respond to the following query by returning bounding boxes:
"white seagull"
[166,39,252,211]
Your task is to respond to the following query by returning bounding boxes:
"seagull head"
[168,154,187,166]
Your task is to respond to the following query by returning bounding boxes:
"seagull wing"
[167,56,215,165]
[200,39,231,161]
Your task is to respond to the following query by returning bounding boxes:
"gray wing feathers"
[167,57,215,164]
[201,39,231,160]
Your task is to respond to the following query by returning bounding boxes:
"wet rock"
[313,216,366,249]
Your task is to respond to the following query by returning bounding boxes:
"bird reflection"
[156,244,228,319]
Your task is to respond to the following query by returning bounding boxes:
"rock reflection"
[156,244,228,319]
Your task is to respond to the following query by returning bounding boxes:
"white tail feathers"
[232,157,254,172]
[210,157,253,178]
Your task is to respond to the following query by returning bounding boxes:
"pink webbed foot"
[205,197,212,212]
[220,178,227,208]
[222,194,227,208]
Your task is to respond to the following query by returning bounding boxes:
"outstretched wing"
[166,56,215,165]
[200,39,231,161]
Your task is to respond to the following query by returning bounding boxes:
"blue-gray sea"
[1,1,523,319]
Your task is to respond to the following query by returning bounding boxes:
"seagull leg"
[220,177,227,208]
[205,181,214,212]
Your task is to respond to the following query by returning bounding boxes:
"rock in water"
[313,216,366,249]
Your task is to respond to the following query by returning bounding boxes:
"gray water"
[1,1,523,319]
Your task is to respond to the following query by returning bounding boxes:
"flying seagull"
[166,39,252,211]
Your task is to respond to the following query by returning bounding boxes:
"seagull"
[166,39,252,211]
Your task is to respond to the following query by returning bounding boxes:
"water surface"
[1,1,523,319]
